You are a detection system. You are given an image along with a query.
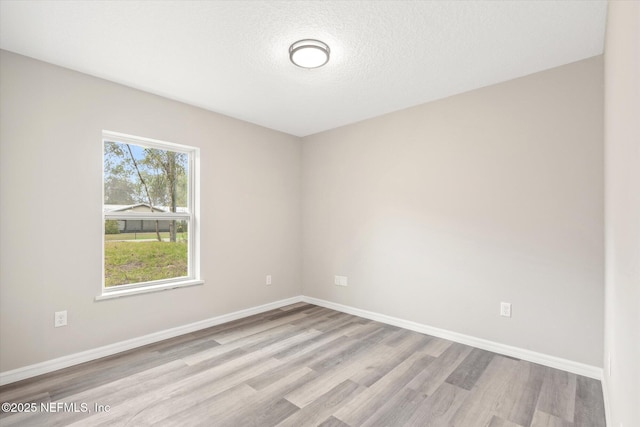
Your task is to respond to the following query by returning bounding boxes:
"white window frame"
[98,130,202,300]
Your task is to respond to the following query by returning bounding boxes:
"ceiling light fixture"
[289,39,330,69]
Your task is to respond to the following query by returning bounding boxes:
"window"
[101,131,200,298]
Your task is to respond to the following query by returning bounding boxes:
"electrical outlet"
[334,275,348,287]
[54,310,67,327]
[500,302,511,318]
[266,275,272,286]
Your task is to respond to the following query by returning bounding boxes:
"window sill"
[95,279,204,301]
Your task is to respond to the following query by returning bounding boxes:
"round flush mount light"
[289,39,330,68]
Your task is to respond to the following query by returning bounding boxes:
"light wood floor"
[0,303,605,426]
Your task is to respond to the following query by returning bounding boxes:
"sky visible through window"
[104,140,188,210]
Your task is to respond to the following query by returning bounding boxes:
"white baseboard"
[302,296,603,380]
[601,375,612,426]
[0,294,603,386]
[0,296,303,386]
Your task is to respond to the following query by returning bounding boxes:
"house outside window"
[101,131,200,298]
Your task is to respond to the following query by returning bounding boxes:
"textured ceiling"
[0,1,607,137]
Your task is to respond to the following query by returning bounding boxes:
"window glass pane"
[104,219,189,287]
[104,140,189,212]
[103,133,196,291]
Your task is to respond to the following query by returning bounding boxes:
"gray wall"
[302,57,604,367]
[604,2,640,426]
[0,49,607,376]
[0,50,302,372]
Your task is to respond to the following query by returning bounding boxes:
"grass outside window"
[104,236,188,287]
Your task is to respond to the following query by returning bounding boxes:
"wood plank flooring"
[0,303,606,426]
